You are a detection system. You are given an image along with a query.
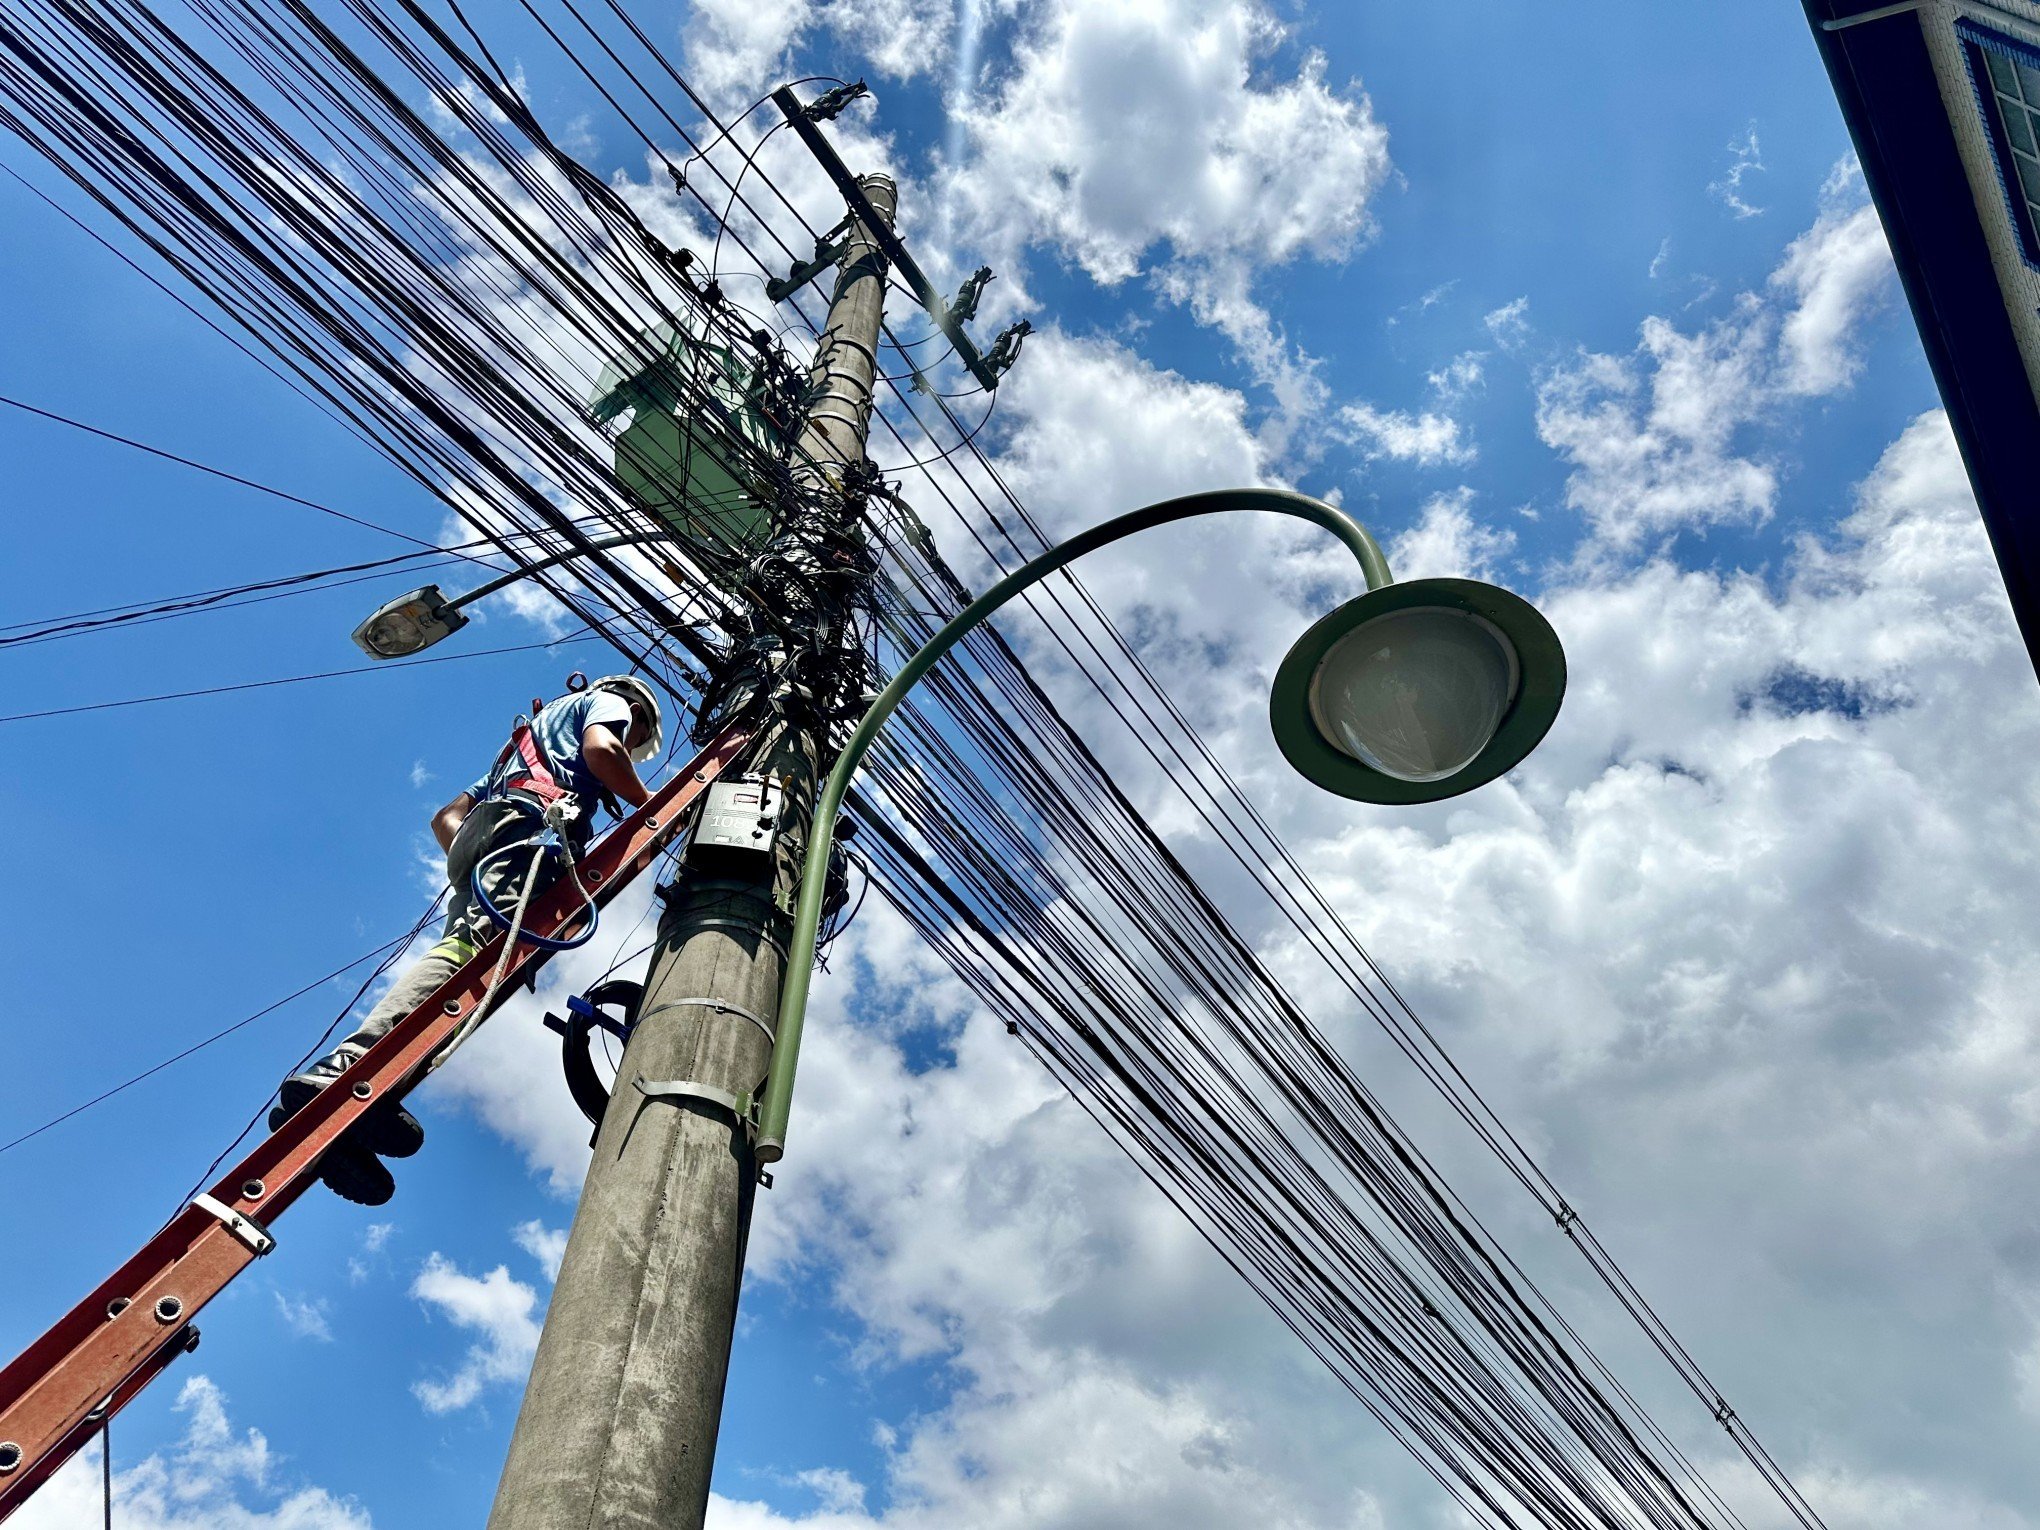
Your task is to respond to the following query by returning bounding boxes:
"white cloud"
[791,1467,867,1515]
[514,1219,569,1281]
[1535,157,1894,549]
[1771,159,1895,396]
[1426,350,1485,403]
[948,1,1385,282]
[409,1251,542,1413]
[271,1291,333,1343]
[708,1361,1388,1530]
[1709,123,1766,219]
[13,1378,369,1530]
[680,0,953,103]
[1336,400,1474,466]
[349,1222,397,1284]
[1536,306,1778,548]
[1386,489,1515,581]
[936,0,1389,435]
[1484,296,1530,349]
[679,0,817,100]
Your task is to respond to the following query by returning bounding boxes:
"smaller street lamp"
[349,532,668,659]
[352,584,469,659]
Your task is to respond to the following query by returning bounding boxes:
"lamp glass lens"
[365,603,430,657]
[1308,607,1520,782]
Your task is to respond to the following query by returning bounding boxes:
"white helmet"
[589,675,664,764]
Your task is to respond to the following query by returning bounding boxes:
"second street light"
[754,484,1567,1162]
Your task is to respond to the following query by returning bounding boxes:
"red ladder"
[0,723,755,1518]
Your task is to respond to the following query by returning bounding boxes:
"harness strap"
[505,720,571,805]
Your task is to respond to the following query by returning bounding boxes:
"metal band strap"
[191,1194,275,1257]
[633,1077,758,1139]
[635,996,777,1045]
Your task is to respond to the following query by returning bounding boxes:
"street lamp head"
[351,584,469,659]
[1270,577,1566,804]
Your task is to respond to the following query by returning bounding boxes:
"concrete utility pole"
[488,173,896,1530]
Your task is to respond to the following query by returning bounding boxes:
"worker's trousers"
[288,798,559,1092]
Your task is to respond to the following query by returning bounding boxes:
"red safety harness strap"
[504,721,570,806]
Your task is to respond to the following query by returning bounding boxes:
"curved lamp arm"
[755,486,1392,1161]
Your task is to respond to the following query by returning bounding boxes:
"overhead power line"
[0,519,625,649]
[0,392,468,554]
[0,631,605,725]
[0,926,415,1158]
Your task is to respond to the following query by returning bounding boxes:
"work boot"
[314,1144,396,1207]
[279,1048,425,1159]
[267,1091,408,1207]
[275,1076,425,1159]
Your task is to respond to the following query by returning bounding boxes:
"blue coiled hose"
[469,804,600,951]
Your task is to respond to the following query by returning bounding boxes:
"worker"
[273,674,664,1205]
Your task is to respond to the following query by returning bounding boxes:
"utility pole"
[487,173,896,1529]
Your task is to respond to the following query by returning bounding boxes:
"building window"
[1959,20,2040,268]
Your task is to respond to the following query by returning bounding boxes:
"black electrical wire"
[0,391,478,555]
[0,630,608,724]
[0,517,629,649]
[0,924,419,1158]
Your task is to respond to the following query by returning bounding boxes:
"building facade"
[1804,0,2040,674]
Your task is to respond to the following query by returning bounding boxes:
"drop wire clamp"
[801,80,869,123]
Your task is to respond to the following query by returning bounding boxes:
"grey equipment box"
[686,774,784,869]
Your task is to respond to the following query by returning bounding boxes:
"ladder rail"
[0,722,755,1519]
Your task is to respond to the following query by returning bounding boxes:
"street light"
[756,486,1567,1162]
[1272,577,1565,804]
[349,532,669,658]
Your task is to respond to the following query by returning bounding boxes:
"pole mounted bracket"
[766,236,847,303]
[633,1076,761,1143]
[636,996,778,1046]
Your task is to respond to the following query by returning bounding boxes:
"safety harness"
[503,715,573,808]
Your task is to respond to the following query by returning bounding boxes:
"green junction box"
[590,321,790,566]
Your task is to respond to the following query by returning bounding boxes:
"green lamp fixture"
[1270,576,1566,805]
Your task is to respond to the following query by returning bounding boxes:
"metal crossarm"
[770,86,1006,394]
[0,723,755,1520]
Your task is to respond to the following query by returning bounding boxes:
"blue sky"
[5,0,2039,1526]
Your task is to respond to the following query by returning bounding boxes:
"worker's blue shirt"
[465,690,634,805]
